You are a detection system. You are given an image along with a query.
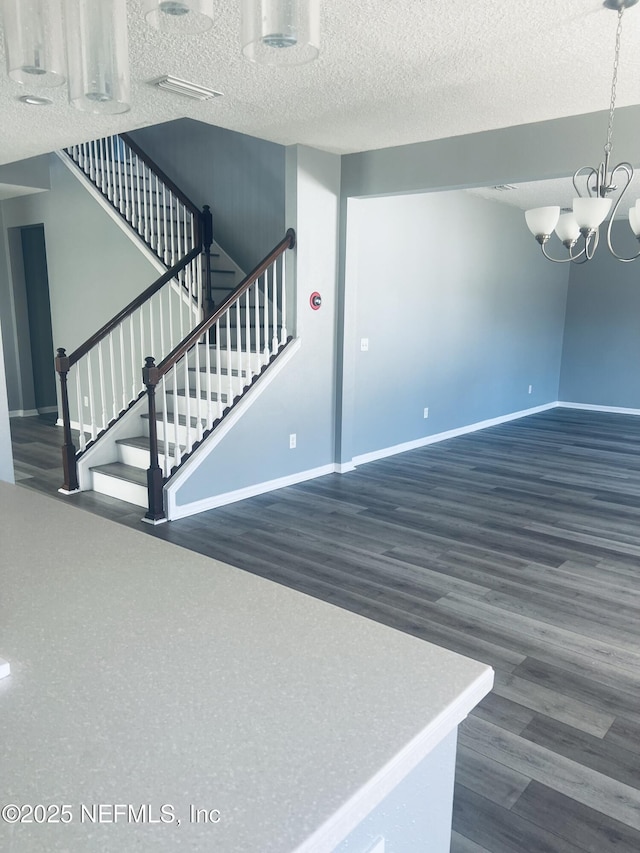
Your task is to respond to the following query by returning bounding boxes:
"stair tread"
[167,388,229,402]
[141,411,207,427]
[91,462,147,485]
[116,435,184,454]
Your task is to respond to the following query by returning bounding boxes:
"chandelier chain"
[605,7,624,155]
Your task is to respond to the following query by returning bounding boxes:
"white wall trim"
[557,401,640,416]
[9,409,39,418]
[335,462,356,474]
[169,462,338,520]
[352,403,558,467]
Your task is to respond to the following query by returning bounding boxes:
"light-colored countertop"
[0,482,493,852]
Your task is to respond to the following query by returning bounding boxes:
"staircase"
[56,134,295,521]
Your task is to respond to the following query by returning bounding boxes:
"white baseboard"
[37,405,58,415]
[557,401,640,416]
[9,409,39,418]
[352,402,558,467]
[335,462,356,474]
[168,463,337,520]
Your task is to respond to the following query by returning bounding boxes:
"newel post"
[55,347,79,493]
[143,357,165,523]
[201,204,214,316]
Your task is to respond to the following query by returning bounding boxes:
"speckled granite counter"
[0,483,493,852]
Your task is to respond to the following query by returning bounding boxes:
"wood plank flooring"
[9,407,640,852]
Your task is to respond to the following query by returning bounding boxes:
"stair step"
[116,435,184,456]
[168,388,229,403]
[141,411,207,428]
[90,462,149,508]
[91,462,147,485]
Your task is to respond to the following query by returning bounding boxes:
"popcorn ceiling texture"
[0,0,638,164]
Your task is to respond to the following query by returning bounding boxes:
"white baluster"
[271,262,279,354]
[184,352,192,454]
[145,165,154,249]
[76,368,86,451]
[235,298,243,388]
[135,155,144,240]
[159,288,166,356]
[172,364,181,468]
[89,141,96,183]
[167,278,174,351]
[169,194,176,266]
[262,273,270,361]
[162,185,170,265]
[98,340,107,430]
[129,314,137,400]
[194,337,202,442]
[87,351,97,441]
[119,324,127,413]
[244,288,250,387]
[226,308,233,408]
[215,319,222,416]
[149,294,155,363]
[280,253,288,343]
[99,138,107,196]
[161,375,169,478]
[110,136,118,208]
[155,174,162,256]
[205,326,213,426]
[108,331,117,422]
[252,280,260,375]
[122,139,131,223]
[139,307,146,368]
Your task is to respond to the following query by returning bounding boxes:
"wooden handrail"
[119,132,200,220]
[67,245,201,367]
[157,228,296,377]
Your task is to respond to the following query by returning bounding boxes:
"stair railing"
[56,247,203,493]
[65,133,202,272]
[143,229,296,521]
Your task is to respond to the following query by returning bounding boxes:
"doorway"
[19,224,57,414]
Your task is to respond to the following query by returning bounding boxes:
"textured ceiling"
[0,0,639,166]
[466,171,640,220]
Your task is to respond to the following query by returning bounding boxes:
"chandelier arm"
[541,242,585,264]
[573,166,599,199]
[585,228,599,261]
[604,162,640,262]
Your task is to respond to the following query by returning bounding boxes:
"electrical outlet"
[360,338,369,352]
[424,407,429,419]
[528,385,533,394]
[84,396,89,407]
[289,433,296,449]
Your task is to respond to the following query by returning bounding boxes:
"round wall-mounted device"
[310,292,322,310]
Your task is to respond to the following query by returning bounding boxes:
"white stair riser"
[164,394,227,420]
[208,348,269,373]
[186,372,245,398]
[117,442,174,471]
[91,470,148,508]
[143,418,205,446]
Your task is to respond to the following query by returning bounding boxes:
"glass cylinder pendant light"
[241,0,320,66]
[64,0,130,114]
[2,0,66,87]
[143,0,214,34]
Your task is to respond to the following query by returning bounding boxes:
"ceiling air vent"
[491,184,517,192]
[152,75,223,101]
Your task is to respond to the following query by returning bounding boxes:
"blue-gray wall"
[0,154,160,412]
[560,220,640,407]
[173,145,341,508]
[343,191,569,459]
[129,119,286,273]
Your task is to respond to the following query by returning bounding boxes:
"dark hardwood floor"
[9,408,640,852]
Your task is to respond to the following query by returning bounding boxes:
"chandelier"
[524,0,640,264]
[1,0,320,115]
